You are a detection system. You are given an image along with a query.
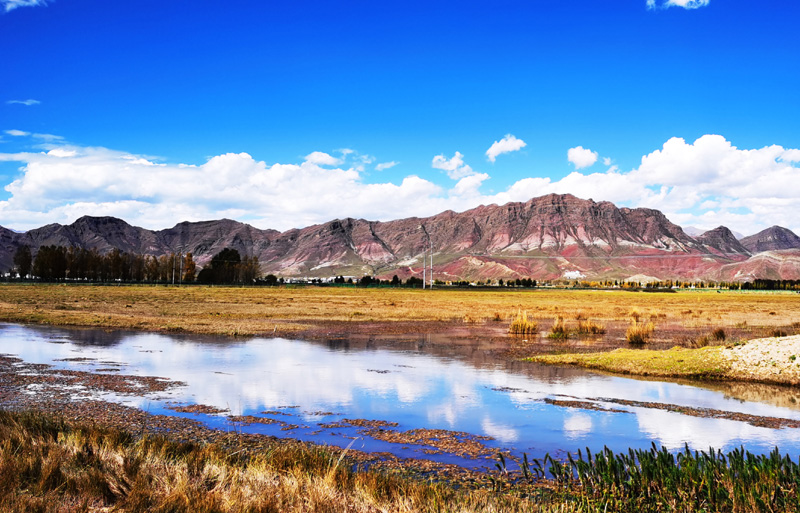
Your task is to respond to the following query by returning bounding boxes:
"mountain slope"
[1,194,795,281]
[740,226,800,253]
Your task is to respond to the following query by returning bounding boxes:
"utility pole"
[429,238,433,289]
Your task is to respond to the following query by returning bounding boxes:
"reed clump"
[576,319,606,335]
[508,310,538,335]
[547,316,568,339]
[626,320,655,344]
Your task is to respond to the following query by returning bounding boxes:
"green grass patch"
[529,346,731,379]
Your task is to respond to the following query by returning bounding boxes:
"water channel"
[3,322,800,469]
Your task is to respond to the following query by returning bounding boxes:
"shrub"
[711,327,726,341]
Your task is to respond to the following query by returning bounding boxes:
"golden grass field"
[2,283,800,384]
[1,283,798,338]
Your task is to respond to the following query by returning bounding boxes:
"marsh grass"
[0,410,552,513]
[508,310,538,335]
[626,320,655,344]
[510,443,800,512]
[548,316,568,339]
[575,319,606,335]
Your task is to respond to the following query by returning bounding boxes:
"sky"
[1,0,799,235]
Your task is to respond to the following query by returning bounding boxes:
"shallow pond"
[3,322,800,469]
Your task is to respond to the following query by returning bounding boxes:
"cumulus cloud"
[1,133,799,236]
[304,151,342,166]
[648,0,710,9]
[375,161,398,171]
[432,151,475,179]
[2,0,48,12]
[485,134,526,163]
[6,99,40,106]
[567,146,598,169]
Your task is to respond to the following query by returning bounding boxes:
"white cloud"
[603,157,613,166]
[375,161,398,171]
[648,0,710,9]
[432,151,475,179]
[567,146,598,169]
[485,134,526,163]
[6,99,40,106]
[1,134,799,237]
[1,0,48,12]
[304,151,342,166]
[4,129,63,142]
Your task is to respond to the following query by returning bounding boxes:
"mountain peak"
[741,226,800,253]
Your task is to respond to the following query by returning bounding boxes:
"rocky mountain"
[2,194,799,282]
[740,226,800,253]
[694,226,751,256]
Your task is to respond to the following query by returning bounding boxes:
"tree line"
[10,245,258,285]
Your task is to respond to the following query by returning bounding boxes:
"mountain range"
[3,194,800,282]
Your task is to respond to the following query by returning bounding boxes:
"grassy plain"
[1,283,799,338]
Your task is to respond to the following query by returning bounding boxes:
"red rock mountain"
[2,194,799,282]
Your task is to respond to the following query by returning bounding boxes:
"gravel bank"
[722,335,800,385]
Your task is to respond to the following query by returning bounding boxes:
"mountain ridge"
[3,194,800,282]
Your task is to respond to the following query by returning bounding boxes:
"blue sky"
[1,0,799,234]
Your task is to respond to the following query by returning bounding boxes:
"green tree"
[198,248,241,284]
[13,245,32,279]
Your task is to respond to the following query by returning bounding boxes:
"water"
[3,322,800,469]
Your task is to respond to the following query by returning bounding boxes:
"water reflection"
[2,323,800,466]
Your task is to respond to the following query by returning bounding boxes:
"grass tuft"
[576,319,606,335]
[508,310,538,335]
[547,316,568,339]
[626,320,655,344]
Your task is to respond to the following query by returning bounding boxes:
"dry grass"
[508,310,538,335]
[1,284,800,339]
[0,410,582,513]
[626,320,655,344]
[548,315,568,339]
[575,319,606,335]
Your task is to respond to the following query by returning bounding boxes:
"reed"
[547,315,568,339]
[575,319,606,335]
[626,320,655,344]
[508,310,538,335]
